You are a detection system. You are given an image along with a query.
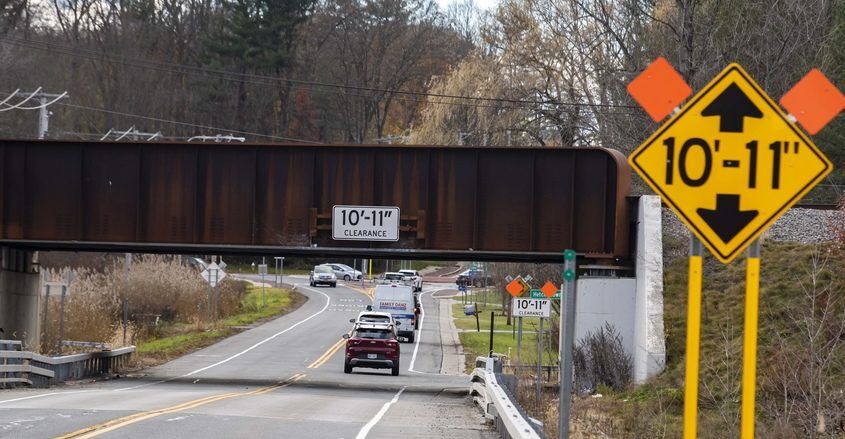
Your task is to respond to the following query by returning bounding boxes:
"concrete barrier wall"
[573,195,665,383]
[633,195,666,382]
[0,248,41,349]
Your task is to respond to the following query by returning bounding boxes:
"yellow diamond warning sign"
[630,63,832,263]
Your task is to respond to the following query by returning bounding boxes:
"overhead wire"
[1,36,640,113]
[0,87,42,112]
[0,89,21,108]
[10,91,68,110]
[112,125,136,141]
[56,102,323,144]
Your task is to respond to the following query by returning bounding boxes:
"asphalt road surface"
[0,276,494,438]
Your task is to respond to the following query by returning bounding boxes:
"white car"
[350,311,396,326]
[398,269,422,292]
[382,272,406,284]
[325,263,363,281]
[349,311,397,335]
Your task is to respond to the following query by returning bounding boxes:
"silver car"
[309,265,337,287]
[326,263,363,281]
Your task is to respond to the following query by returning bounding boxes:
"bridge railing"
[471,356,544,439]
[0,340,134,388]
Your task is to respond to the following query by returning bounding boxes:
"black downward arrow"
[697,194,758,243]
[701,83,763,132]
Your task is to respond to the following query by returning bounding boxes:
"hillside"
[599,241,845,438]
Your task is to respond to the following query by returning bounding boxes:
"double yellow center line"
[349,286,375,300]
[307,338,346,369]
[57,373,306,438]
[306,286,372,370]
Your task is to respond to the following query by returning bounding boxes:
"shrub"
[573,322,633,393]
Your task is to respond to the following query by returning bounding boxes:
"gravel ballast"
[662,207,843,244]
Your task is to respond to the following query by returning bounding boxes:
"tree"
[205,0,315,135]
[301,0,463,143]
[407,54,529,146]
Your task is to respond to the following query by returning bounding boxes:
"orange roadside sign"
[506,277,529,297]
[540,280,558,298]
[626,56,692,122]
[780,68,845,135]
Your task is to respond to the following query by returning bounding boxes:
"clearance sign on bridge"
[627,58,842,439]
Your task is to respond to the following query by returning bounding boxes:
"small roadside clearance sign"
[629,63,832,263]
[511,297,551,318]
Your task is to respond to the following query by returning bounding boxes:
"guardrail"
[471,356,544,439]
[0,340,134,388]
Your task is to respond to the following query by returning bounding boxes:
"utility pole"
[10,91,68,139]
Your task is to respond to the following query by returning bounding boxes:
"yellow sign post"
[630,63,832,264]
[683,239,703,438]
[742,240,761,438]
[628,61,838,439]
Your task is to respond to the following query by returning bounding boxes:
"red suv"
[343,323,400,376]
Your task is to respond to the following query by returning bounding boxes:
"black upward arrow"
[700,83,762,132]
[697,194,758,244]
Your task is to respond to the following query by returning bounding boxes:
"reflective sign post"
[684,238,704,439]
[741,240,761,438]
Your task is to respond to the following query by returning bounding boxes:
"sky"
[436,0,500,11]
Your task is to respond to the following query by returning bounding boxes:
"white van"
[371,284,417,342]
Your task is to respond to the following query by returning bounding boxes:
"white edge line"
[407,289,439,373]
[355,386,406,439]
[113,283,331,391]
[0,389,97,404]
[182,287,332,376]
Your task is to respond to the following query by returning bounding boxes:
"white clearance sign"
[511,298,551,318]
[332,205,400,242]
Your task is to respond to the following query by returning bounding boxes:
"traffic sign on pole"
[629,59,841,439]
[511,297,551,318]
[629,63,833,264]
[201,262,227,287]
[505,277,530,297]
[529,289,559,300]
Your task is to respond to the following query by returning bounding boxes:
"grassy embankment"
[569,241,845,437]
[451,289,552,371]
[137,285,303,363]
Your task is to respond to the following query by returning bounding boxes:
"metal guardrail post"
[471,356,543,439]
[0,342,135,388]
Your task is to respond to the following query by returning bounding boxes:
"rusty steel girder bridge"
[0,140,631,262]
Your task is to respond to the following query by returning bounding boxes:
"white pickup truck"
[398,269,422,292]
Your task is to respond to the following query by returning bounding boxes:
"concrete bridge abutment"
[0,247,41,349]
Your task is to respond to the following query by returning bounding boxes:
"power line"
[2,36,640,111]
[0,88,69,138]
[56,102,322,144]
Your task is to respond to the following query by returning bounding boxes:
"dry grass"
[39,255,246,354]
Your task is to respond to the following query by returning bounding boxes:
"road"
[0,276,494,438]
